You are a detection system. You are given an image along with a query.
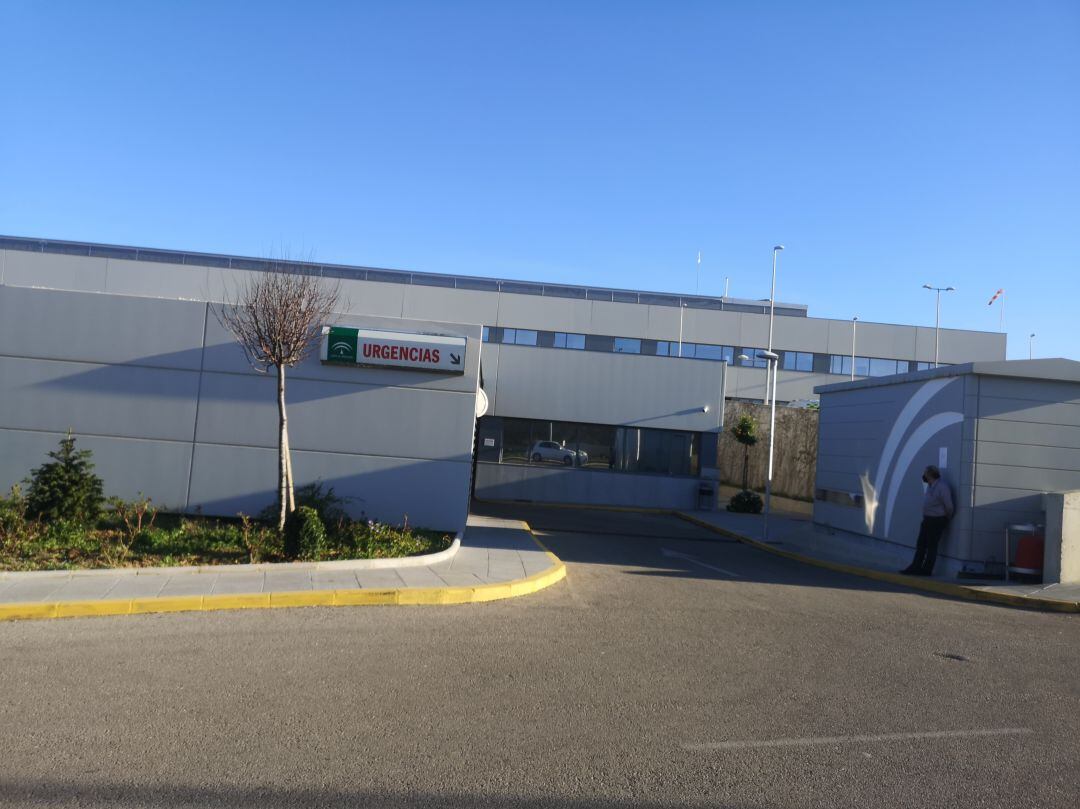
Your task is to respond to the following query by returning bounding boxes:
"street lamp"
[766,245,784,405]
[758,349,779,542]
[1029,333,1036,360]
[851,316,859,381]
[678,301,688,357]
[922,284,955,367]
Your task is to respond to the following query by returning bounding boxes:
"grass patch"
[0,488,452,572]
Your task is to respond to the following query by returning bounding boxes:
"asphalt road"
[1,505,1078,808]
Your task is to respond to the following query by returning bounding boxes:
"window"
[585,334,614,352]
[694,344,734,363]
[656,341,694,357]
[500,418,533,463]
[500,328,517,344]
[916,361,934,371]
[576,423,616,469]
[739,349,767,368]
[829,355,870,376]
[514,329,538,346]
[613,427,699,476]
[482,326,491,343]
[483,417,698,477]
[554,332,585,350]
[869,358,899,377]
[782,351,814,372]
[613,337,641,354]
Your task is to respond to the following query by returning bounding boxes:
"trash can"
[1004,523,1044,582]
[697,482,716,511]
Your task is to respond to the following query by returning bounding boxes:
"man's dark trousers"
[911,516,949,574]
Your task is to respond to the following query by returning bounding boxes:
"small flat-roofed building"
[814,359,1080,579]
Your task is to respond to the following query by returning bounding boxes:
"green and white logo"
[325,326,358,363]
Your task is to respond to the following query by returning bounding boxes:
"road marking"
[661,548,740,578]
[683,727,1033,751]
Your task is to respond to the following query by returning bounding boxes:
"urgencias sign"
[320,326,467,374]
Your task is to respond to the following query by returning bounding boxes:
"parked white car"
[529,440,588,466]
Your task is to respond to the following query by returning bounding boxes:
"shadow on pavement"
[0,780,759,809]
[472,500,941,598]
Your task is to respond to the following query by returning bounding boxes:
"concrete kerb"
[673,512,1080,614]
[0,526,566,622]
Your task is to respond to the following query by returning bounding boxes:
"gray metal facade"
[0,285,482,534]
[0,236,1006,406]
[0,235,1009,517]
[813,360,1080,576]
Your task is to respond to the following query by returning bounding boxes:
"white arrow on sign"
[661,548,741,578]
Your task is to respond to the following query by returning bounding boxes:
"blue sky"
[2,1,1077,358]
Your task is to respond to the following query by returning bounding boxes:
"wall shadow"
[0,779,759,809]
[472,500,950,598]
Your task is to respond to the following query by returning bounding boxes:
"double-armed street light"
[766,246,784,405]
[922,284,955,367]
[851,316,859,381]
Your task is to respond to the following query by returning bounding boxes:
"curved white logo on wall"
[330,341,353,357]
[859,377,962,538]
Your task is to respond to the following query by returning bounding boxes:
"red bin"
[1011,534,1044,577]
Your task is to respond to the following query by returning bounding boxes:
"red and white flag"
[987,288,1004,306]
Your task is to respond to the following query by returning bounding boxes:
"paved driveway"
[1,504,1077,808]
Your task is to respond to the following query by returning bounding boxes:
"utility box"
[813,360,1080,580]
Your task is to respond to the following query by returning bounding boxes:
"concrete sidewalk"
[680,508,1080,612]
[0,514,565,621]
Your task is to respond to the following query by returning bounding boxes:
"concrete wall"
[0,244,1007,406]
[0,285,480,533]
[718,402,819,501]
[1043,491,1080,585]
[473,462,702,510]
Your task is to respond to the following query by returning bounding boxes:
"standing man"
[901,465,954,576]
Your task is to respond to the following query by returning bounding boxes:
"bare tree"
[214,259,341,534]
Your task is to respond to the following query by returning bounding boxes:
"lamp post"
[851,316,859,381]
[758,349,779,542]
[678,301,687,357]
[1029,333,1036,360]
[766,245,784,405]
[922,284,955,367]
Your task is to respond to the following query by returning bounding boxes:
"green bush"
[726,489,764,514]
[259,482,350,530]
[24,433,105,525]
[239,514,283,563]
[285,506,327,560]
[344,518,451,560]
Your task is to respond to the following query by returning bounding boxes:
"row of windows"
[481,326,943,378]
[478,417,700,478]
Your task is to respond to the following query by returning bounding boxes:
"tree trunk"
[742,444,749,491]
[284,429,295,512]
[277,364,288,533]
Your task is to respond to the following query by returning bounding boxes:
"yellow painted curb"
[0,530,566,623]
[675,512,1080,614]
